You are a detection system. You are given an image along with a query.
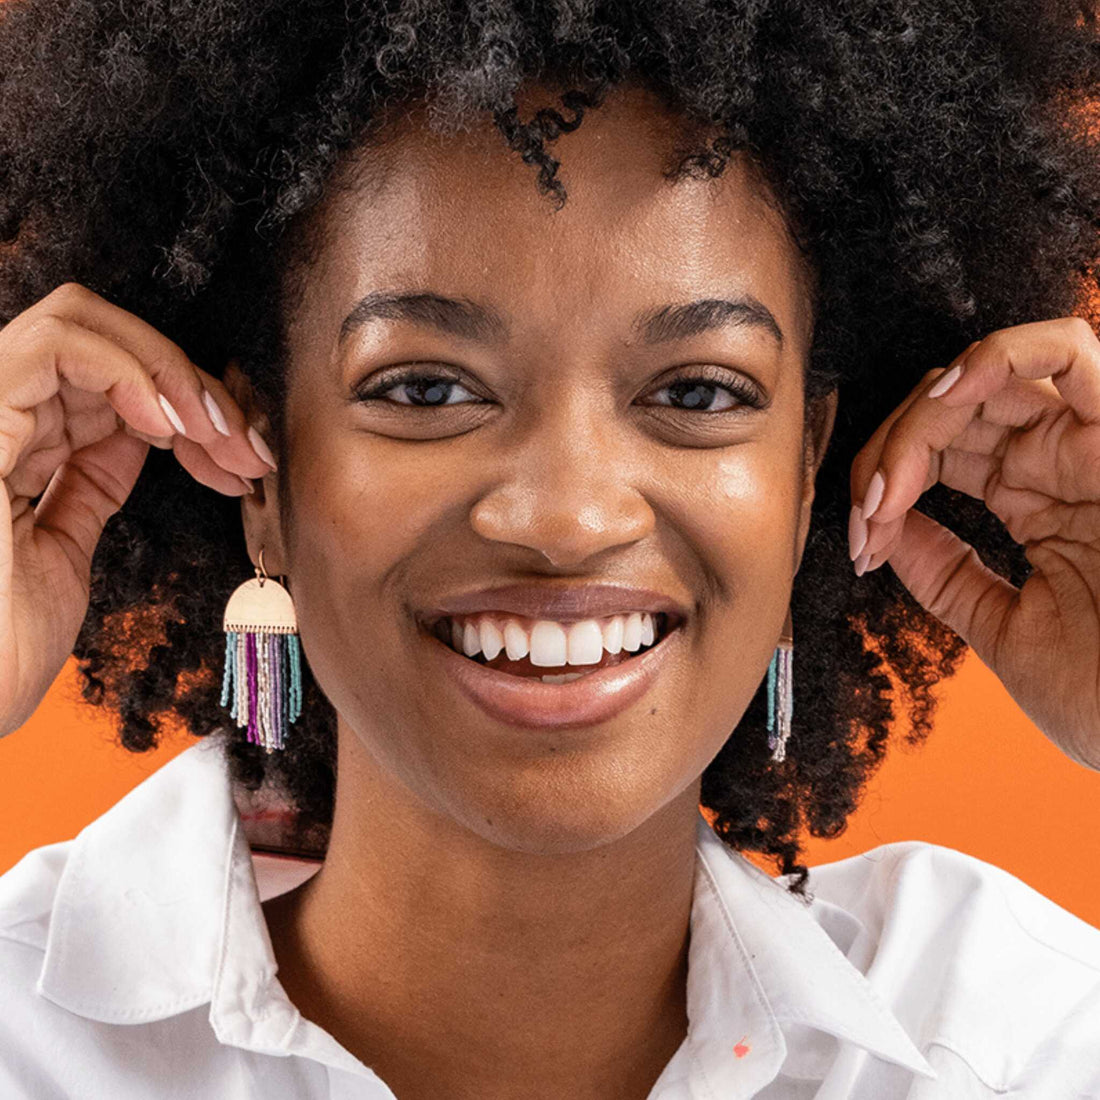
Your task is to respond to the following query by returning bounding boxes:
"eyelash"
[355,366,766,412]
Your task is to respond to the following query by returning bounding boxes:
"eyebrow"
[338,289,784,348]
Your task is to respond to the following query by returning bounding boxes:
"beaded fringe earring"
[766,607,794,763]
[220,548,302,753]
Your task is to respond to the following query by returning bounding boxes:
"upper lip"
[418,584,690,630]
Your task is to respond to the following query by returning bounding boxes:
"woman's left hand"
[849,316,1100,771]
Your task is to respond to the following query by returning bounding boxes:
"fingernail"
[158,393,186,437]
[238,476,255,494]
[862,469,886,520]
[202,388,232,436]
[248,425,278,470]
[928,362,963,399]
[848,504,868,561]
[854,550,872,576]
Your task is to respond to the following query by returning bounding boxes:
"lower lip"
[421,625,684,730]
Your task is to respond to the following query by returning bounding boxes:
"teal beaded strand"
[287,632,302,725]
[220,631,238,719]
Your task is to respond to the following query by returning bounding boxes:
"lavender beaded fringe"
[220,629,302,753]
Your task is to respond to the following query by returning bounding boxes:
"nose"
[467,406,656,568]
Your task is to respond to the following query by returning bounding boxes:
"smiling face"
[234,82,836,854]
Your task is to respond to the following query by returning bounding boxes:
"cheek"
[286,438,465,613]
[308,422,457,525]
[698,446,802,564]
[683,445,803,683]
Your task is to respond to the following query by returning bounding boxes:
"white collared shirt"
[0,737,1098,1099]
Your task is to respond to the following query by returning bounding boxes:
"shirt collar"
[683,814,936,1090]
[35,740,934,1089]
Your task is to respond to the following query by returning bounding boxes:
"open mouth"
[422,611,680,682]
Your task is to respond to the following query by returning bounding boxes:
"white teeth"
[603,614,624,655]
[566,620,605,666]
[444,610,663,668]
[529,621,568,667]
[622,612,643,652]
[479,619,504,661]
[504,620,529,661]
[462,620,481,658]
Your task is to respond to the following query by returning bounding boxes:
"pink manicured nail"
[854,550,872,576]
[928,362,963,399]
[848,504,868,561]
[247,425,278,470]
[862,469,886,520]
[158,393,186,436]
[238,476,255,495]
[202,388,232,436]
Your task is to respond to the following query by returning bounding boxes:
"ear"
[794,386,838,573]
[222,359,290,576]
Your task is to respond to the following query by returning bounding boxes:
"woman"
[0,0,1099,1096]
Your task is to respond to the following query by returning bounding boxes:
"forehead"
[291,84,813,353]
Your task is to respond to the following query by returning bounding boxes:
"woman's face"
[240,83,835,853]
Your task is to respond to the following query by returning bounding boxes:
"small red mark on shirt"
[733,1036,751,1058]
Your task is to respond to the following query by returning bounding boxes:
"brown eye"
[356,369,484,407]
[642,369,766,412]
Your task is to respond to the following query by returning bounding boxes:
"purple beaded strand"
[246,631,258,744]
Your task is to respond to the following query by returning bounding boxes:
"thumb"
[884,506,1018,668]
[34,428,151,574]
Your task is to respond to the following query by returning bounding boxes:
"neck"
[262,724,700,1100]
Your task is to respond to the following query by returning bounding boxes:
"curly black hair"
[2,0,1098,897]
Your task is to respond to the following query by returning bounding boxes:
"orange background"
[3,644,1100,925]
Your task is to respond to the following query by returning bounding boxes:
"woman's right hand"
[0,281,277,738]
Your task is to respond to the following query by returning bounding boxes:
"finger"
[0,316,179,477]
[848,343,980,551]
[858,507,1018,671]
[850,361,1068,550]
[33,430,154,574]
[935,316,1100,424]
[170,434,255,496]
[853,343,981,482]
[19,283,275,479]
[122,422,175,449]
[858,448,996,563]
[853,368,1063,529]
[848,362,986,563]
[27,282,223,448]
[185,364,276,480]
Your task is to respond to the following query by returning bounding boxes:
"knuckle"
[145,346,194,382]
[876,433,907,474]
[50,281,95,305]
[849,451,877,490]
[1066,315,1096,345]
[24,311,70,345]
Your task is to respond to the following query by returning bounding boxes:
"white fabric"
[0,737,1098,1098]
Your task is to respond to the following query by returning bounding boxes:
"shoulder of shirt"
[794,838,1100,968]
[0,838,72,955]
[0,838,75,1055]
[778,839,1100,1091]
